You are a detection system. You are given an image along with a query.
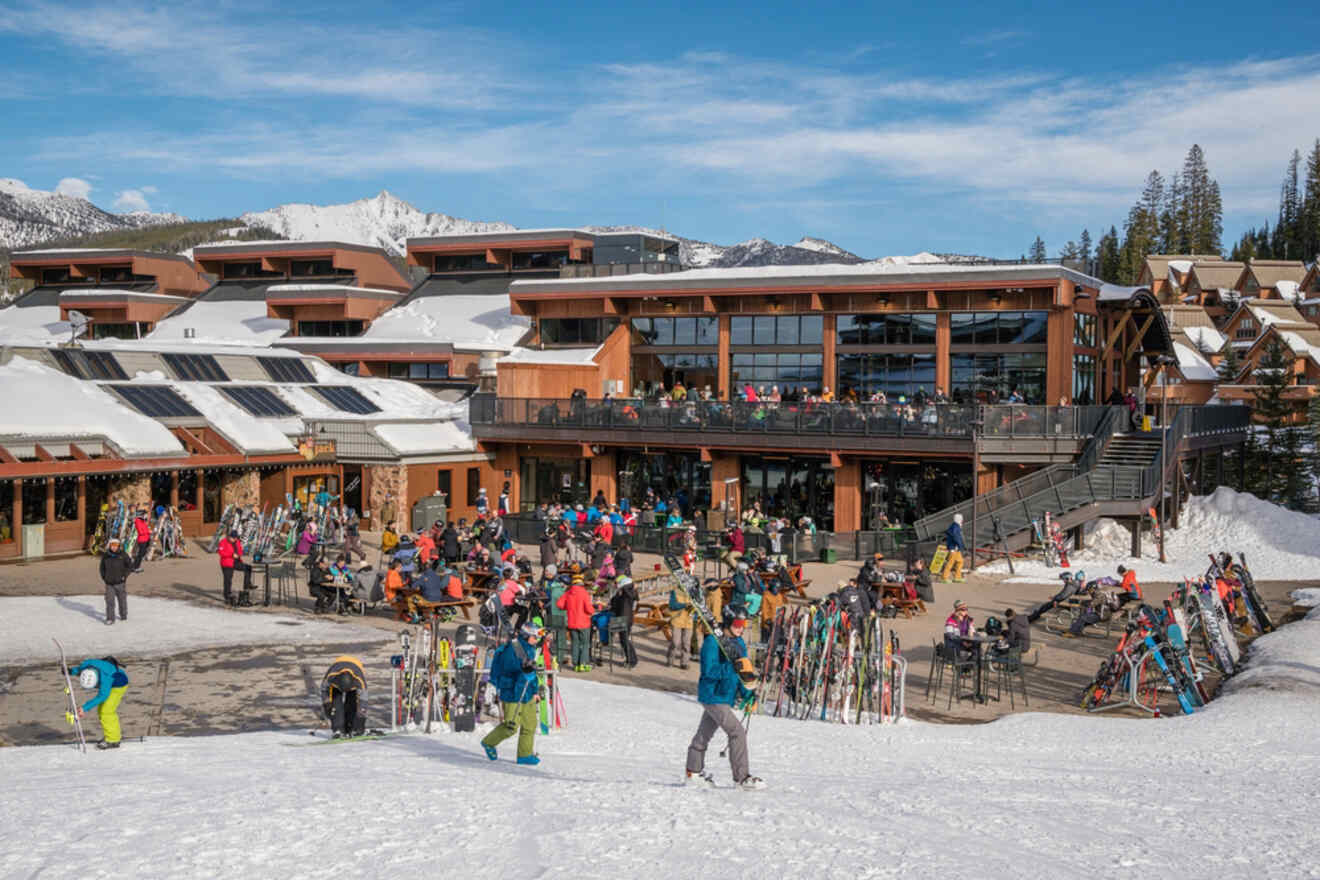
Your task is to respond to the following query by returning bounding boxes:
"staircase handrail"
[1074,405,1124,475]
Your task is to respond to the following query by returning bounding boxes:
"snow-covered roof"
[360,295,529,352]
[1098,283,1144,301]
[57,290,187,302]
[500,346,600,365]
[144,300,290,347]
[264,283,402,297]
[1276,280,1301,302]
[1276,330,1320,369]
[375,420,476,455]
[0,356,183,456]
[1182,325,1226,353]
[1167,259,1194,275]
[1172,341,1218,381]
[0,304,72,345]
[165,381,299,454]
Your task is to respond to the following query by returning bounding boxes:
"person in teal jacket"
[481,625,546,766]
[69,657,129,749]
[684,613,765,790]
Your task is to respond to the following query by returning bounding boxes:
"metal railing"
[558,262,684,278]
[979,405,1109,438]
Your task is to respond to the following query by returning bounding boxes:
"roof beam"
[1125,314,1157,359]
[32,444,54,462]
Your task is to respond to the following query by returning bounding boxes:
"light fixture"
[990,294,1002,306]
[876,295,889,307]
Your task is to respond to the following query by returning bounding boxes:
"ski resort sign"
[296,436,336,462]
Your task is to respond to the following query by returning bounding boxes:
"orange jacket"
[384,569,405,602]
[415,534,436,564]
[1120,569,1141,599]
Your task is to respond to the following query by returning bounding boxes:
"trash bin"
[819,548,838,564]
[411,496,448,533]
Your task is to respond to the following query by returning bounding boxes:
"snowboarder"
[68,656,129,749]
[481,623,546,765]
[217,530,254,606]
[941,514,966,583]
[685,613,765,790]
[320,655,367,737]
[99,536,132,626]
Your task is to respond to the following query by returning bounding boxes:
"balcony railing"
[469,396,1122,440]
[558,262,685,278]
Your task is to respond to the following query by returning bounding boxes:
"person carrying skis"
[320,655,367,738]
[99,536,133,626]
[131,509,151,572]
[218,530,255,607]
[941,513,966,583]
[609,574,639,668]
[556,574,596,672]
[481,623,546,765]
[68,656,129,749]
[685,612,764,790]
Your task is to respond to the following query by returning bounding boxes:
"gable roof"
[1240,259,1307,291]
[1140,254,1220,285]
[1187,260,1246,291]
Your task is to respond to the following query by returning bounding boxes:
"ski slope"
[4,609,1319,879]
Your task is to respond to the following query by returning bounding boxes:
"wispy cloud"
[54,177,91,199]
[960,29,1029,47]
[112,189,151,212]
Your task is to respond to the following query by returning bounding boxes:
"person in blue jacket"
[481,624,546,766]
[684,613,765,790]
[941,512,967,583]
[69,656,129,749]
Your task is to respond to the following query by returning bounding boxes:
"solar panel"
[106,385,202,418]
[219,385,297,417]
[162,353,229,382]
[49,349,128,381]
[310,385,381,414]
[257,356,315,384]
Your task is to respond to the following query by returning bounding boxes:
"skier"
[685,612,764,790]
[217,530,254,607]
[941,514,966,583]
[442,521,460,565]
[131,508,151,572]
[667,585,694,669]
[320,655,367,737]
[481,623,546,765]
[557,574,596,672]
[837,577,874,626]
[68,656,129,749]
[99,536,132,626]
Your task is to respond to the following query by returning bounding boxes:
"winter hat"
[837,579,850,589]
[954,600,968,610]
[520,623,546,642]
[544,564,558,578]
[78,668,98,689]
[107,537,121,547]
[616,575,633,587]
[737,562,749,572]
[953,513,963,525]
[478,487,487,494]
[571,575,585,585]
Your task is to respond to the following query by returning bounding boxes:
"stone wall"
[367,464,406,530]
[221,470,260,508]
[106,474,151,510]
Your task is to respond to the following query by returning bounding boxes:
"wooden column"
[45,478,54,525]
[822,313,837,394]
[170,470,179,509]
[935,313,951,393]
[710,454,740,528]
[832,457,862,532]
[589,450,617,505]
[13,478,21,556]
[717,315,731,400]
[1046,309,1072,405]
[77,476,86,532]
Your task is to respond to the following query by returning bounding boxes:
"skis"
[1031,519,1056,567]
[1045,512,1069,567]
[1148,507,1165,563]
[53,638,86,752]
[294,730,389,746]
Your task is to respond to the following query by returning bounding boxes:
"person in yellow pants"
[70,656,129,750]
[481,624,545,766]
[941,513,966,583]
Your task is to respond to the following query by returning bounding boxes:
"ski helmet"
[520,623,546,643]
[78,668,98,690]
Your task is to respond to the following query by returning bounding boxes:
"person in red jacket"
[556,574,596,672]
[217,530,254,607]
[594,517,614,546]
[131,509,152,572]
[414,531,437,569]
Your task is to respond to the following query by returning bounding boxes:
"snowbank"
[0,357,183,456]
[0,595,390,664]
[360,295,529,350]
[3,640,1320,878]
[985,487,1320,582]
[0,304,71,345]
[145,300,289,346]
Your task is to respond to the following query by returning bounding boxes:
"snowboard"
[929,543,948,578]
[452,624,481,733]
[53,638,86,752]
[1143,633,1196,715]
[1163,599,1207,706]
[294,730,389,746]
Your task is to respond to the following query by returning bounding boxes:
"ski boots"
[738,776,766,791]
[96,741,121,750]
[516,755,540,766]
[685,771,716,788]
[483,744,498,761]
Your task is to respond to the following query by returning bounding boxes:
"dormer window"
[290,259,335,276]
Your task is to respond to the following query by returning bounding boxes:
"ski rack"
[390,665,565,733]
[1086,640,1204,716]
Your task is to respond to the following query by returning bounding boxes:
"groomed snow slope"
[991,487,1320,583]
[3,609,1319,878]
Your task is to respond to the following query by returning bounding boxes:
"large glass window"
[741,456,834,530]
[435,253,502,272]
[203,470,223,522]
[297,320,364,337]
[437,469,452,504]
[178,470,199,512]
[950,353,1046,403]
[1073,354,1096,405]
[836,353,936,399]
[290,259,335,276]
[731,315,823,346]
[542,318,618,345]
[631,317,717,347]
[54,477,78,522]
[21,478,48,524]
[1074,313,1097,348]
[512,251,569,269]
[632,353,719,397]
[950,312,1048,346]
[466,468,481,506]
[90,323,140,340]
[730,353,823,395]
[617,450,711,515]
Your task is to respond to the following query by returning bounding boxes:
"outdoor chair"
[985,648,1033,709]
[925,637,977,709]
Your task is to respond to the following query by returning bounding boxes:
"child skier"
[685,613,764,790]
[68,656,129,749]
[481,623,546,765]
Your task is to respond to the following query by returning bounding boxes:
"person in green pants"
[482,624,546,766]
[69,656,129,750]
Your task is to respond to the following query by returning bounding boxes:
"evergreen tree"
[1161,173,1183,252]
[1307,395,1320,508]
[1277,149,1302,259]
[1280,421,1310,510]
[1180,145,1223,254]
[1216,338,1242,384]
[1097,226,1121,283]
[1059,240,1080,261]
[1230,227,1257,262]
[1256,221,1273,260]
[1118,172,1164,283]
[1252,338,1295,502]
[1029,236,1047,262]
[1080,228,1092,268]
[1303,138,1320,263]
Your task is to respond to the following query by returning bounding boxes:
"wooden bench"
[759,566,812,600]
[633,601,674,640]
[881,580,927,618]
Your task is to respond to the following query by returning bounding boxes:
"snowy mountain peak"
[792,236,854,257]
[0,178,183,250]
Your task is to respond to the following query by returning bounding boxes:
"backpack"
[479,592,502,629]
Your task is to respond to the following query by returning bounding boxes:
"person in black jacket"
[610,575,639,667]
[442,521,460,565]
[309,554,338,614]
[614,542,634,577]
[837,578,874,623]
[539,531,557,569]
[99,537,133,625]
[1003,608,1031,652]
[910,558,935,603]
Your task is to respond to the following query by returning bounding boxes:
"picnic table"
[881,579,927,618]
[758,565,812,599]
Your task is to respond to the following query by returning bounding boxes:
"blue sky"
[2,0,1319,258]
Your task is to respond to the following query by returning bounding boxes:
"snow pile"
[500,346,600,365]
[0,595,390,663]
[168,382,298,453]
[989,487,1320,582]
[1220,602,1320,696]
[1290,588,1320,608]
[0,356,183,456]
[0,304,71,344]
[4,636,1320,878]
[361,295,529,351]
[1181,324,1225,352]
[375,420,476,455]
[145,300,290,346]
